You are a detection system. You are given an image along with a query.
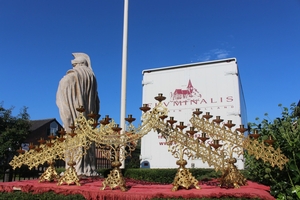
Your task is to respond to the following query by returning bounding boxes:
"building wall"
[140,58,247,169]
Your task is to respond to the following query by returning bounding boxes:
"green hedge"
[0,192,258,200]
[97,168,222,184]
[0,191,85,200]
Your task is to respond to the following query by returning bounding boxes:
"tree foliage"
[245,103,300,199]
[0,103,31,165]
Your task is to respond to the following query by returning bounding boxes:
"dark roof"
[30,118,57,131]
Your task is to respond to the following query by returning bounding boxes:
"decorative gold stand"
[39,160,59,182]
[172,159,200,191]
[101,161,127,191]
[220,158,247,188]
[57,161,80,186]
[94,97,169,191]
[156,118,201,191]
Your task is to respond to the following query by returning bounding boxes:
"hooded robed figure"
[56,52,100,176]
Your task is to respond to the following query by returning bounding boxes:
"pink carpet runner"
[0,178,275,200]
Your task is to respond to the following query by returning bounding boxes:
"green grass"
[0,192,260,200]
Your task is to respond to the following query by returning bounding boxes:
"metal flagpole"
[120,0,129,168]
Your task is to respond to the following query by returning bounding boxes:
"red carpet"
[0,178,275,200]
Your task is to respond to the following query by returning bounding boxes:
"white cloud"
[199,55,211,61]
[197,48,230,62]
[217,53,228,59]
[211,49,230,59]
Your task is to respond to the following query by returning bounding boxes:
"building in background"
[22,118,63,150]
[140,58,247,169]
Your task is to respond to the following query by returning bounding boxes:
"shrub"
[245,103,300,199]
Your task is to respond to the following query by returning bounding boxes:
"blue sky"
[0,0,299,127]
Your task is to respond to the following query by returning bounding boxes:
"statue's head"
[71,53,91,69]
[71,56,88,67]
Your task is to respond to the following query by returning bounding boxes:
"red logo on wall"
[157,79,234,108]
[170,79,202,100]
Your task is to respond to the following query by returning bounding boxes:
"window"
[49,121,58,136]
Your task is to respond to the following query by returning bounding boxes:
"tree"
[0,103,31,165]
[245,103,300,199]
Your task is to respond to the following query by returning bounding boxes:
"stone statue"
[56,52,100,176]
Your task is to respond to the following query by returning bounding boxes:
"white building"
[140,58,247,169]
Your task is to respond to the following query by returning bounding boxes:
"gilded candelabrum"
[90,94,168,191]
[10,94,168,190]
[189,111,247,188]
[56,119,91,186]
[96,119,134,192]
[10,115,91,185]
[164,120,201,191]
[11,134,67,183]
[190,110,288,188]
[155,95,289,189]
